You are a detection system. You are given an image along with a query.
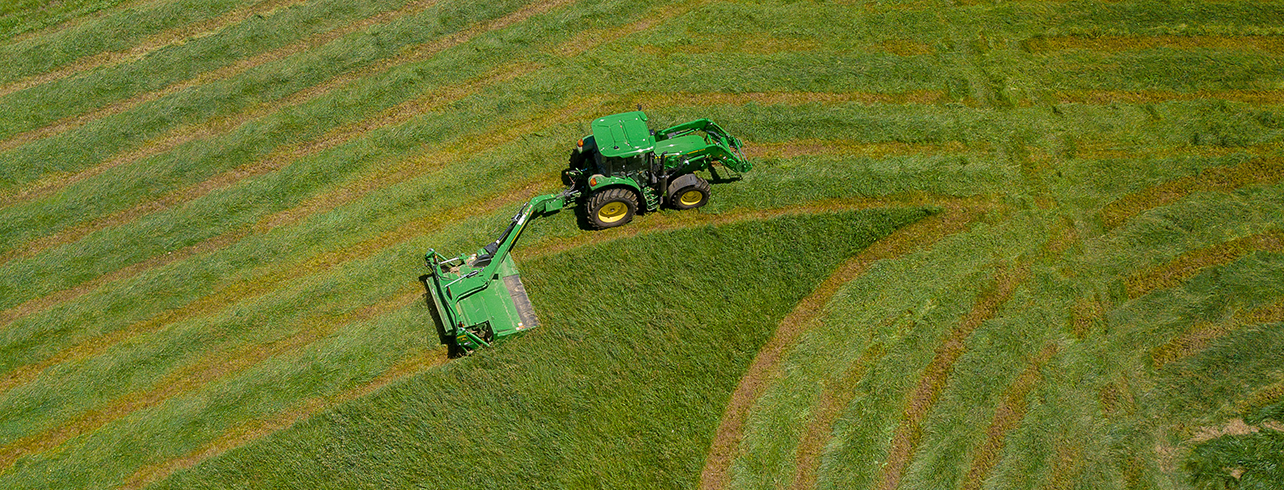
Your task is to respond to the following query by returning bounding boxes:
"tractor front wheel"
[588,188,638,229]
[667,175,711,210]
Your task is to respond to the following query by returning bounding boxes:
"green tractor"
[420,110,752,356]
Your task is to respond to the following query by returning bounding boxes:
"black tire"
[667,175,711,210]
[587,187,638,229]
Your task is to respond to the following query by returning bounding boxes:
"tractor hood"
[591,111,655,158]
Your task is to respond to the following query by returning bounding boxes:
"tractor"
[420,110,752,356]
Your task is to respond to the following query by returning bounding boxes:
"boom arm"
[449,189,574,299]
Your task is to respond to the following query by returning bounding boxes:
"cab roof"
[591,111,654,158]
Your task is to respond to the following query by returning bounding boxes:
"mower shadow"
[418,274,466,358]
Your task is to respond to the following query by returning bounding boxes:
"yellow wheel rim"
[598,201,628,223]
[679,190,704,206]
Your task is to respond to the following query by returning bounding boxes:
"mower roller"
[421,110,752,356]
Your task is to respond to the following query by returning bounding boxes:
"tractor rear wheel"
[667,175,711,210]
[588,188,638,229]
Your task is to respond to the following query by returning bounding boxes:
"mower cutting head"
[420,193,573,356]
[422,250,539,355]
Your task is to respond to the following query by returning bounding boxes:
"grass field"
[1,0,1283,488]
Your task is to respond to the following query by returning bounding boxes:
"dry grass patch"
[1054,90,1284,106]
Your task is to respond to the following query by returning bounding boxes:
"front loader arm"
[657,118,752,173]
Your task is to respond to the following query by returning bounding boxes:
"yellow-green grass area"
[2,0,1284,488]
[0,0,587,191]
[0,0,416,140]
[0,0,239,65]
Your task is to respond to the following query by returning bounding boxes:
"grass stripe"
[0,175,548,399]
[0,0,440,155]
[0,62,538,267]
[0,288,418,472]
[959,344,1060,490]
[787,344,888,490]
[1025,35,1284,54]
[1099,157,1284,230]
[119,347,448,489]
[0,227,251,328]
[1,0,165,45]
[0,0,307,100]
[1125,230,1284,299]
[747,139,983,159]
[0,0,582,249]
[1054,90,1284,106]
[1151,297,1284,370]
[877,263,1030,490]
[0,0,677,209]
[698,202,994,490]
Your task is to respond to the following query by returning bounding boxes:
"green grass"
[148,210,929,489]
[2,0,1284,488]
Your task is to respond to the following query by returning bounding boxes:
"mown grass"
[147,210,928,489]
[0,0,417,140]
[4,0,1284,488]
[0,0,256,84]
[0,0,140,41]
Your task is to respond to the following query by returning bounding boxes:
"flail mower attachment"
[420,190,574,357]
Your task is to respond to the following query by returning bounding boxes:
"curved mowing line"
[876,264,1031,490]
[0,63,540,267]
[1100,157,1284,230]
[959,344,1059,490]
[697,201,997,490]
[0,177,551,400]
[788,204,1043,490]
[0,0,448,155]
[120,348,448,489]
[0,288,421,473]
[0,0,453,209]
[1152,298,1284,370]
[0,0,308,100]
[1126,229,1284,299]
[787,344,886,490]
[1054,90,1284,106]
[1023,35,1284,54]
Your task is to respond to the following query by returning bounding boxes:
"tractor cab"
[584,111,655,177]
